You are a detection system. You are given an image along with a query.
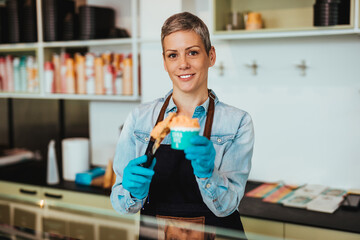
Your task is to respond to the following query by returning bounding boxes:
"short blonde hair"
[161,12,212,55]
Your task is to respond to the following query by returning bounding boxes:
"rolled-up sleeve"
[110,109,146,214]
[196,112,254,217]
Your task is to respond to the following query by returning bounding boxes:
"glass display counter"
[0,194,279,240]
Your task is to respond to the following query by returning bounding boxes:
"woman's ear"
[209,46,216,67]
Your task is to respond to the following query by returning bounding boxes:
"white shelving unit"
[0,43,39,51]
[211,0,360,41]
[0,0,140,101]
[1,0,359,101]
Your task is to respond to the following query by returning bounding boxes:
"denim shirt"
[110,89,254,217]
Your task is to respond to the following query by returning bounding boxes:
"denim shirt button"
[145,137,149,141]
[217,138,222,143]
[206,183,211,189]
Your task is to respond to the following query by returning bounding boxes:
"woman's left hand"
[184,135,216,178]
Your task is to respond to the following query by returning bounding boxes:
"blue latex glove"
[184,135,216,178]
[122,155,156,199]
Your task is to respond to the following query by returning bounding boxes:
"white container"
[62,138,90,181]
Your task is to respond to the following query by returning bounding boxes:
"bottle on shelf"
[94,57,104,95]
[113,53,124,95]
[85,53,96,95]
[122,54,133,96]
[65,58,75,94]
[60,53,70,93]
[0,57,6,91]
[75,54,86,94]
[19,56,27,92]
[5,55,14,92]
[52,54,61,93]
[26,56,38,93]
[44,61,55,93]
[102,52,114,95]
[13,58,20,92]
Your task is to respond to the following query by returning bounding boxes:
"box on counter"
[75,167,105,186]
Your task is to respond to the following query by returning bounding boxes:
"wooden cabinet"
[42,217,67,237]
[0,182,139,240]
[13,208,37,234]
[41,187,112,210]
[0,203,10,225]
[1,180,360,240]
[240,217,360,240]
[241,216,284,239]
[0,181,42,203]
[285,223,360,240]
[99,226,129,240]
[69,221,95,240]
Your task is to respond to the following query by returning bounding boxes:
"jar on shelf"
[245,12,263,30]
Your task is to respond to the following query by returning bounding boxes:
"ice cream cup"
[170,127,200,150]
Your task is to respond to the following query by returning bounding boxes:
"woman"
[111,12,254,239]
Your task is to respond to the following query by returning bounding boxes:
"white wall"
[141,35,360,189]
[210,35,360,189]
[89,0,360,189]
[89,101,139,166]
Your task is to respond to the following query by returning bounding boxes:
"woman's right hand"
[122,155,156,199]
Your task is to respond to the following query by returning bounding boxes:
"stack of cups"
[314,0,340,26]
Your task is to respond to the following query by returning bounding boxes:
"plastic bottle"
[66,58,75,94]
[47,140,60,185]
[122,54,133,95]
[44,61,54,93]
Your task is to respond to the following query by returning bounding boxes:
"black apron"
[139,91,246,240]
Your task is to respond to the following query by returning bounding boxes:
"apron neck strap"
[155,90,215,140]
[156,92,173,125]
[203,90,216,140]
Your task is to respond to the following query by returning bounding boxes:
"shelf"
[42,38,133,48]
[0,43,38,51]
[213,25,356,40]
[0,93,140,101]
[42,94,140,101]
[213,0,356,40]
[0,0,139,102]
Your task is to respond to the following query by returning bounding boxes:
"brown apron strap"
[150,93,173,142]
[153,90,215,140]
[203,90,216,140]
[156,93,173,124]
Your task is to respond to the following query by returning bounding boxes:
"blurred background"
[0,0,360,239]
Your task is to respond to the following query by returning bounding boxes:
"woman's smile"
[178,73,195,80]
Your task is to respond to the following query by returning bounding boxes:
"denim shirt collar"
[164,89,219,118]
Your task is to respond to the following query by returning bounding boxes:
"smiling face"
[163,30,216,95]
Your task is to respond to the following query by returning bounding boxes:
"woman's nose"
[179,55,190,70]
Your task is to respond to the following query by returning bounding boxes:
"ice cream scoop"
[141,112,176,168]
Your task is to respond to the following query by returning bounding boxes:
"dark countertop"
[1,160,359,234]
[240,182,360,234]
[0,160,110,195]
